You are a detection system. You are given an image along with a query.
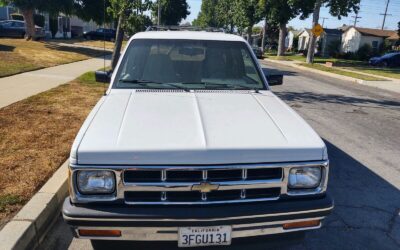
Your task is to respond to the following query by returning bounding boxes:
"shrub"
[34,14,45,28]
[49,17,58,38]
[356,44,373,61]
[327,40,341,58]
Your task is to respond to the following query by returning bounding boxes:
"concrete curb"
[263,58,366,84]
[0,161,69,250]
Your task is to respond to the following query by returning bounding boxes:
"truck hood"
[72,90,326,165]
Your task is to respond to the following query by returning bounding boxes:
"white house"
[341,26,396,53]
[285,30,300,51]
[297,28,342,57]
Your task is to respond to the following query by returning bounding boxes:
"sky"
[184,0,400,31]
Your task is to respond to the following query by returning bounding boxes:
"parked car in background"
[252,46,263,59]
[83,28,116,41]
[369,52,400,67]
[0,20,45,39]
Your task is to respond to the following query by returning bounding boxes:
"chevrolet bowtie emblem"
[191,182,219,193]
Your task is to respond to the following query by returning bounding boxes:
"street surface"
[38,60,400,250]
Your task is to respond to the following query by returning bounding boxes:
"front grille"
[122,167,283,204]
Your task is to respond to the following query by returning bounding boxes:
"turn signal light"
[78,229,121,237]
[283,220,320,230]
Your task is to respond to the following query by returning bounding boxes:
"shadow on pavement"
[275,91,400,109]
[38,141,400,250]
[305,140,400,249]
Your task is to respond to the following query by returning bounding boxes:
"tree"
[192,0,220,28]
[398,21,400,37]
[73,0,112,25]
[306,0,360,63]
[261,0,314,56]
[108,0,152,70]
[0,0,72,40]
[153,0,190,26]
[215,0,235,33]
[233,0,264,43]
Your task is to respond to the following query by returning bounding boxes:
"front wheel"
[379,61,388,67]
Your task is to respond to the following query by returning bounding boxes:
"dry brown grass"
[0,38,105,77]
[0,73,105,227]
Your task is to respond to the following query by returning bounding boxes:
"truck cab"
[62,30,333,249]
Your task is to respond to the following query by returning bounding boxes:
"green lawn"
[299,63,385,81]
[346,67,400,79]
[267,53,399,80]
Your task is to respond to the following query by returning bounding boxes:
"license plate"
[178,226,232,248]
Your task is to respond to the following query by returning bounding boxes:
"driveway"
[38,60,400,250]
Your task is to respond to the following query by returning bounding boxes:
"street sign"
[312,24,324,37]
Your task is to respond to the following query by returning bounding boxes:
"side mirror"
[266,74,283,86]
[95,70,111,83]
[262,68,283,86]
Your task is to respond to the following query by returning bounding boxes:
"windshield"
[113,39,265,90]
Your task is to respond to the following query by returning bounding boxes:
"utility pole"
[321,17,329,27]
[380,0,391,30]
[157,0,161,26]
[351,13,361,27]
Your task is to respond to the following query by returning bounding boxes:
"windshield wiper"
[119,79,190,92]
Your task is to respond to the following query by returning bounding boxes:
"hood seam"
[193,92,208,148]
[251,94,288,142]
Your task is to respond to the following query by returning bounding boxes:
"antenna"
[103,0,107,96]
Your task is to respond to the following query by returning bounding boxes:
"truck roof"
[131,31,246,42]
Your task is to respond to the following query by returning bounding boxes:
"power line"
[380,0,391,30]
[351,12,361,27]
[321,17,329,27]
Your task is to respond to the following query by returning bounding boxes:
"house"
[0,6,15,20]
[341,26,397,53]
[285,30,300,51]
[1,5,101,39]
[297,28,342,57]
[298,29,312,51]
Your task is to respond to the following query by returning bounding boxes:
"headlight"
[77,170,115,194]
[288,167,321,189]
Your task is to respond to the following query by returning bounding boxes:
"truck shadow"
[38,141,400,250]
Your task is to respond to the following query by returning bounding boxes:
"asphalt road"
[38,60,400,250]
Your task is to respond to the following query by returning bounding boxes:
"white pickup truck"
[62,29,333,249]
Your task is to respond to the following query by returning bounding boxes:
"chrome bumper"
[69,217,325,241]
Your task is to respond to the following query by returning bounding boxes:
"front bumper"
[62,195,333,241]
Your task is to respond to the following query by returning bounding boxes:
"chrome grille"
[122,167,283,204]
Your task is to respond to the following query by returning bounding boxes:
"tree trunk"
[261,19,267,52]
[247,25,252,44]
[111,13,125,70]
[306,0,322,64]
[21,8,35,40]
[277,22,287,57]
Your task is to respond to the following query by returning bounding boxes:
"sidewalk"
[0,56,111,109]
[264,58,400,94]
